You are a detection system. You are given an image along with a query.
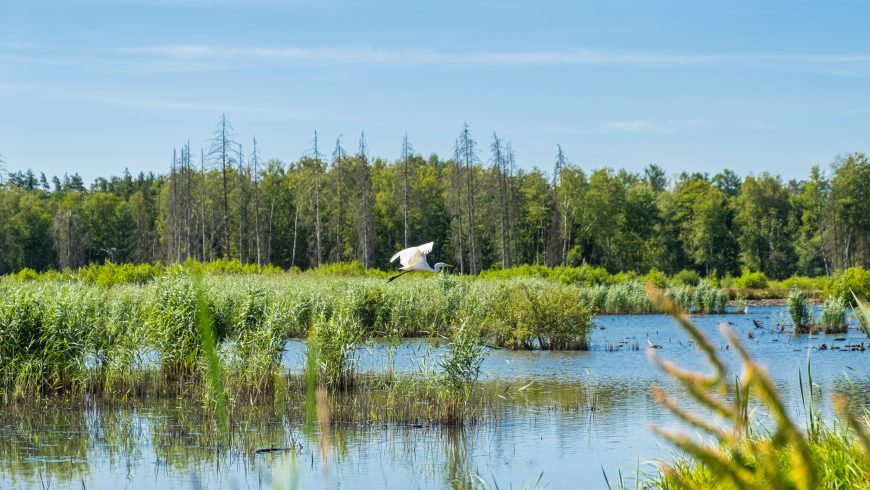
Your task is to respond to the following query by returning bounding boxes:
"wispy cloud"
[126,45,721,66]
[604,120,670,133]
[0,81,343,121]
[127,45,870,66]
[4,43,870,71]
[741,120,773,130]
[602,118,714,134]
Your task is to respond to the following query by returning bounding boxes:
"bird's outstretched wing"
[417,242,434,255]
[389,242,435,268]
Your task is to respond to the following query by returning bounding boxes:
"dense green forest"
[0,116,868,278]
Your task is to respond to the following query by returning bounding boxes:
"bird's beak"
[446,264,454,269]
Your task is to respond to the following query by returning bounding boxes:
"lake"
[2,306,867,489]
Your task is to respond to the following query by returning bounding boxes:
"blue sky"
[1,0,869,182]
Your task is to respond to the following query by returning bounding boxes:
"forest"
[0,115,868,279]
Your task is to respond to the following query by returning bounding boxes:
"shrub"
[641,268,669,289]
[828,267,870,304]
[11,268,39,281]
[673,269,701,287]
[788,288,812,333]
[820,296,848,334]
[733,269,769,289]
[486,282,592,349]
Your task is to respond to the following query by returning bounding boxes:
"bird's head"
[433,262,454,272]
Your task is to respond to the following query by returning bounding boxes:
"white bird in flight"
[388,241,453,282]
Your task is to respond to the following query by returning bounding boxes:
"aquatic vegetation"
[489,281,593,349]
[0,270,735,399]
[645,288,870,490]
[308,311,363,390]
[819,296,848,334]
[788,288,812,333]
[437,322,486,424]
[664,283,728,314]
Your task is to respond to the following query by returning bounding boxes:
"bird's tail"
[387,271,409,283]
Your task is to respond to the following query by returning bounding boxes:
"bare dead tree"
[547,144,569,266]
[332,135,347,262]
[401,133,414,248]
[456,124,478,274]
[183,141,193,259]
[237,142,245,263]
[207,114,237,258]
[199,148,208,261]
[450,142,465,274]
[490,133,510,268]
[168,148,180,262]
[505,141,517,265]
[312,131,323,267]
[53,209,86,269]
[356,133,374,269]
[251,138,262,267]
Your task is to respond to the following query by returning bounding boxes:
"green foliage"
[828,267,870,304]
[307,260,386,278]
[308,311,363,390]
[486,281,593,349]
[438,322,485,396]
[819,296,848,334]
[79,261,163,286]
[733,269,770,289]
[672,269,700,287]
[2,148,870,282]
[788,288,811,333]
[641,267,670,289]
[149,278,202,377]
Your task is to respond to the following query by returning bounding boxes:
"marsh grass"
[819,296,848,334]
[788,288,814,334]
[1,271,735,400]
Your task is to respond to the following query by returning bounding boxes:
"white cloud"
[4,43,870,71]
[604,120,675,134]
[125,45,870,66]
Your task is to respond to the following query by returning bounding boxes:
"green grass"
[16,260,870,300]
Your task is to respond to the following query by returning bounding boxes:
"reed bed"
[0,272,732,400]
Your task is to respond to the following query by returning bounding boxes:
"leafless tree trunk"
[207,114,236,258]
[237,143,245,263]
[332,136,347,262]
[53,210,86,269]
[491,133,510,268]
[450,144,465,274]
[401,133,413,248]
[356,134,374,269]
[251,138,262,267]
[313,131,323,267]
[456,124,478,274]
[200,148,208,261]
[505,142,517,266]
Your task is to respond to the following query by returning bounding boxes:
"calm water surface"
[2,307,867,489]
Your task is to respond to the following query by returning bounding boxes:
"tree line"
[0,115,868,279]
